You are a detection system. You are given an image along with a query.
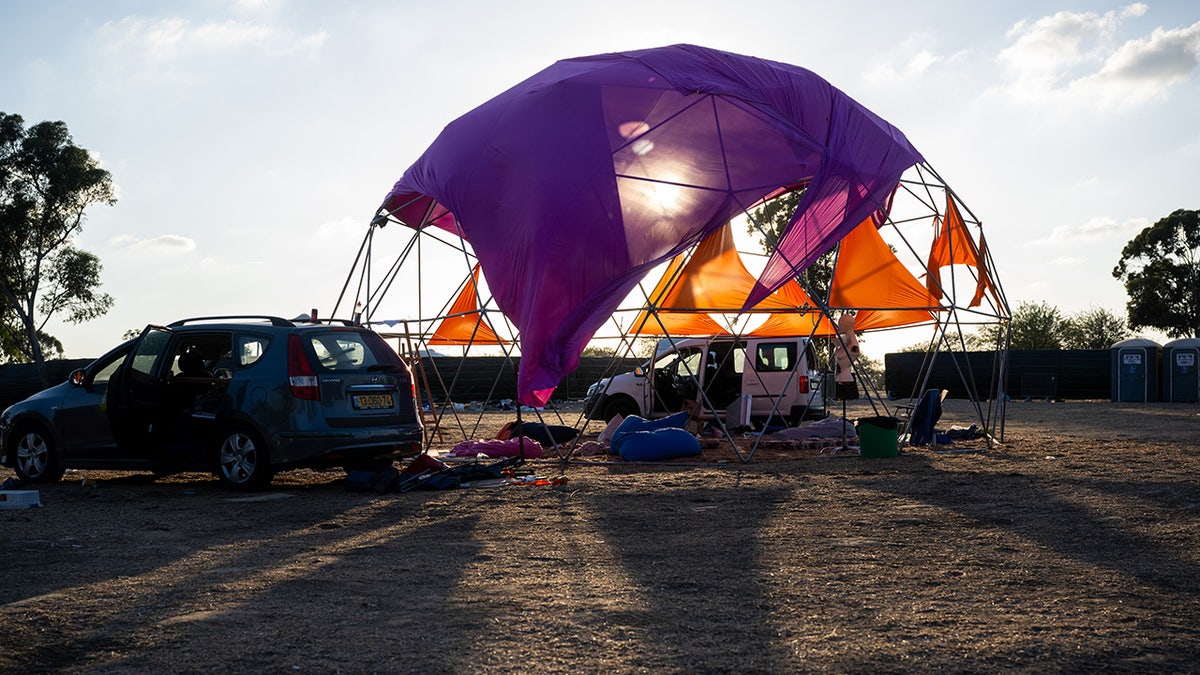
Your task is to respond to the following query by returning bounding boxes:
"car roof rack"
[290,316,359,327]
[168,315,295,327]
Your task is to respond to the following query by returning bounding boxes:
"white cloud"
[98,15,326,60]
[310,216,367,246]
[993,4,1200,110]
[187,20,276,50]
[866,49,941,83]
[1069,21,1200,107]
[909,49,946,74]
[234,0,281,11]
[863,32,967,84]
[1066,176,1103,192]
[1000,5,1142,75]
[1051,255,1088,266]
[1032,216,1148,245]
[292,31,330,55]
[108,234,197,252]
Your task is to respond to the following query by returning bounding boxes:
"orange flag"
[925,194,996,308]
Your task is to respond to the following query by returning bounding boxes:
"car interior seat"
[178,347,212,378]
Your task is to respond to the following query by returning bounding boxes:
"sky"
[2,0,1199,359]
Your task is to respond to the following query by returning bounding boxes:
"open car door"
[56,341,135,461]
[107,325,174,453]
[649,346,703,414]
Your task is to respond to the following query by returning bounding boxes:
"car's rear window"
[306,330,401,373]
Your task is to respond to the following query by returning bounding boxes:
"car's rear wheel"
[214,426,273,491]
[11,424,65,483]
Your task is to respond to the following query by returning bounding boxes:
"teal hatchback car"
[0,316,424,489]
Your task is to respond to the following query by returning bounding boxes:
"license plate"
[352,394,393,410]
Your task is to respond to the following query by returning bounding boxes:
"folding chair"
[898,389,947,446]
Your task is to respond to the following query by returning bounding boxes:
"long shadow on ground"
[585,480,797,672]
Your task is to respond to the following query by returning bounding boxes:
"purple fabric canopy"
[382,44,922,406]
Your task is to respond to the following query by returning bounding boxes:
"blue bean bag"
[609,412,690,455]
[616,427,702,461]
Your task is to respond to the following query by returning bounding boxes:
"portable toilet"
[1163,338,1200,402]
[1110,338,1160,402]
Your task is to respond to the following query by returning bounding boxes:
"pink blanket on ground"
[449,437,545,458]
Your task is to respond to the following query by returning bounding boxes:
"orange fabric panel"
[637,216,945,341]
[752,275,819,311]
[428,265,506,345]
[746,273,838,337]
[447,264,486,315]
[656,223,761,310]
[427,318,504,345]
[655,222,826,314]
[970,233,997,308]
[648,222,834,336]
[926,215,974,296]
[630,222,748,336]
[749,310,837,337]
[831,217,941,311]
[851,307,936,331]
[641,249,689,309]
[629,310,729,336]
[629,245,729,335]
[925,194,997,307]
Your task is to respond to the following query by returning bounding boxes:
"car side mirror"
[633,366,646,378]
[69,368,87,387]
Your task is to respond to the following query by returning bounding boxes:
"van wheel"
[215,426,273,491]
[602,396,639,421]
[11,424,65,483]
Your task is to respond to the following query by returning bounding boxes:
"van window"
[706,341,745,376]
[755,342,797,372]
[678,349,703,378]
[653,347,702,379]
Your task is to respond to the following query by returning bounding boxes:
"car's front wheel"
[11,424,65,483]
[214,426,273,491]
[602,395,639,422]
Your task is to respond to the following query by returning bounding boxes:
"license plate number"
[352,394,393,410]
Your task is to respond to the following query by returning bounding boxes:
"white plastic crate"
[0,490,41,509]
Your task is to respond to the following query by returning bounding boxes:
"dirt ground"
[2,399,1199,674]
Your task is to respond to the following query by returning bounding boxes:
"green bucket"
[857,416,899,458]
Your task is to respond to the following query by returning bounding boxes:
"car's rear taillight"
[798,375,809,394]
[396,359,416,399]
[287,334,320,400]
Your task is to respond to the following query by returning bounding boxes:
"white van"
[583,336,826,425]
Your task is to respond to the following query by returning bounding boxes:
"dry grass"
[2,400,1199,673]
